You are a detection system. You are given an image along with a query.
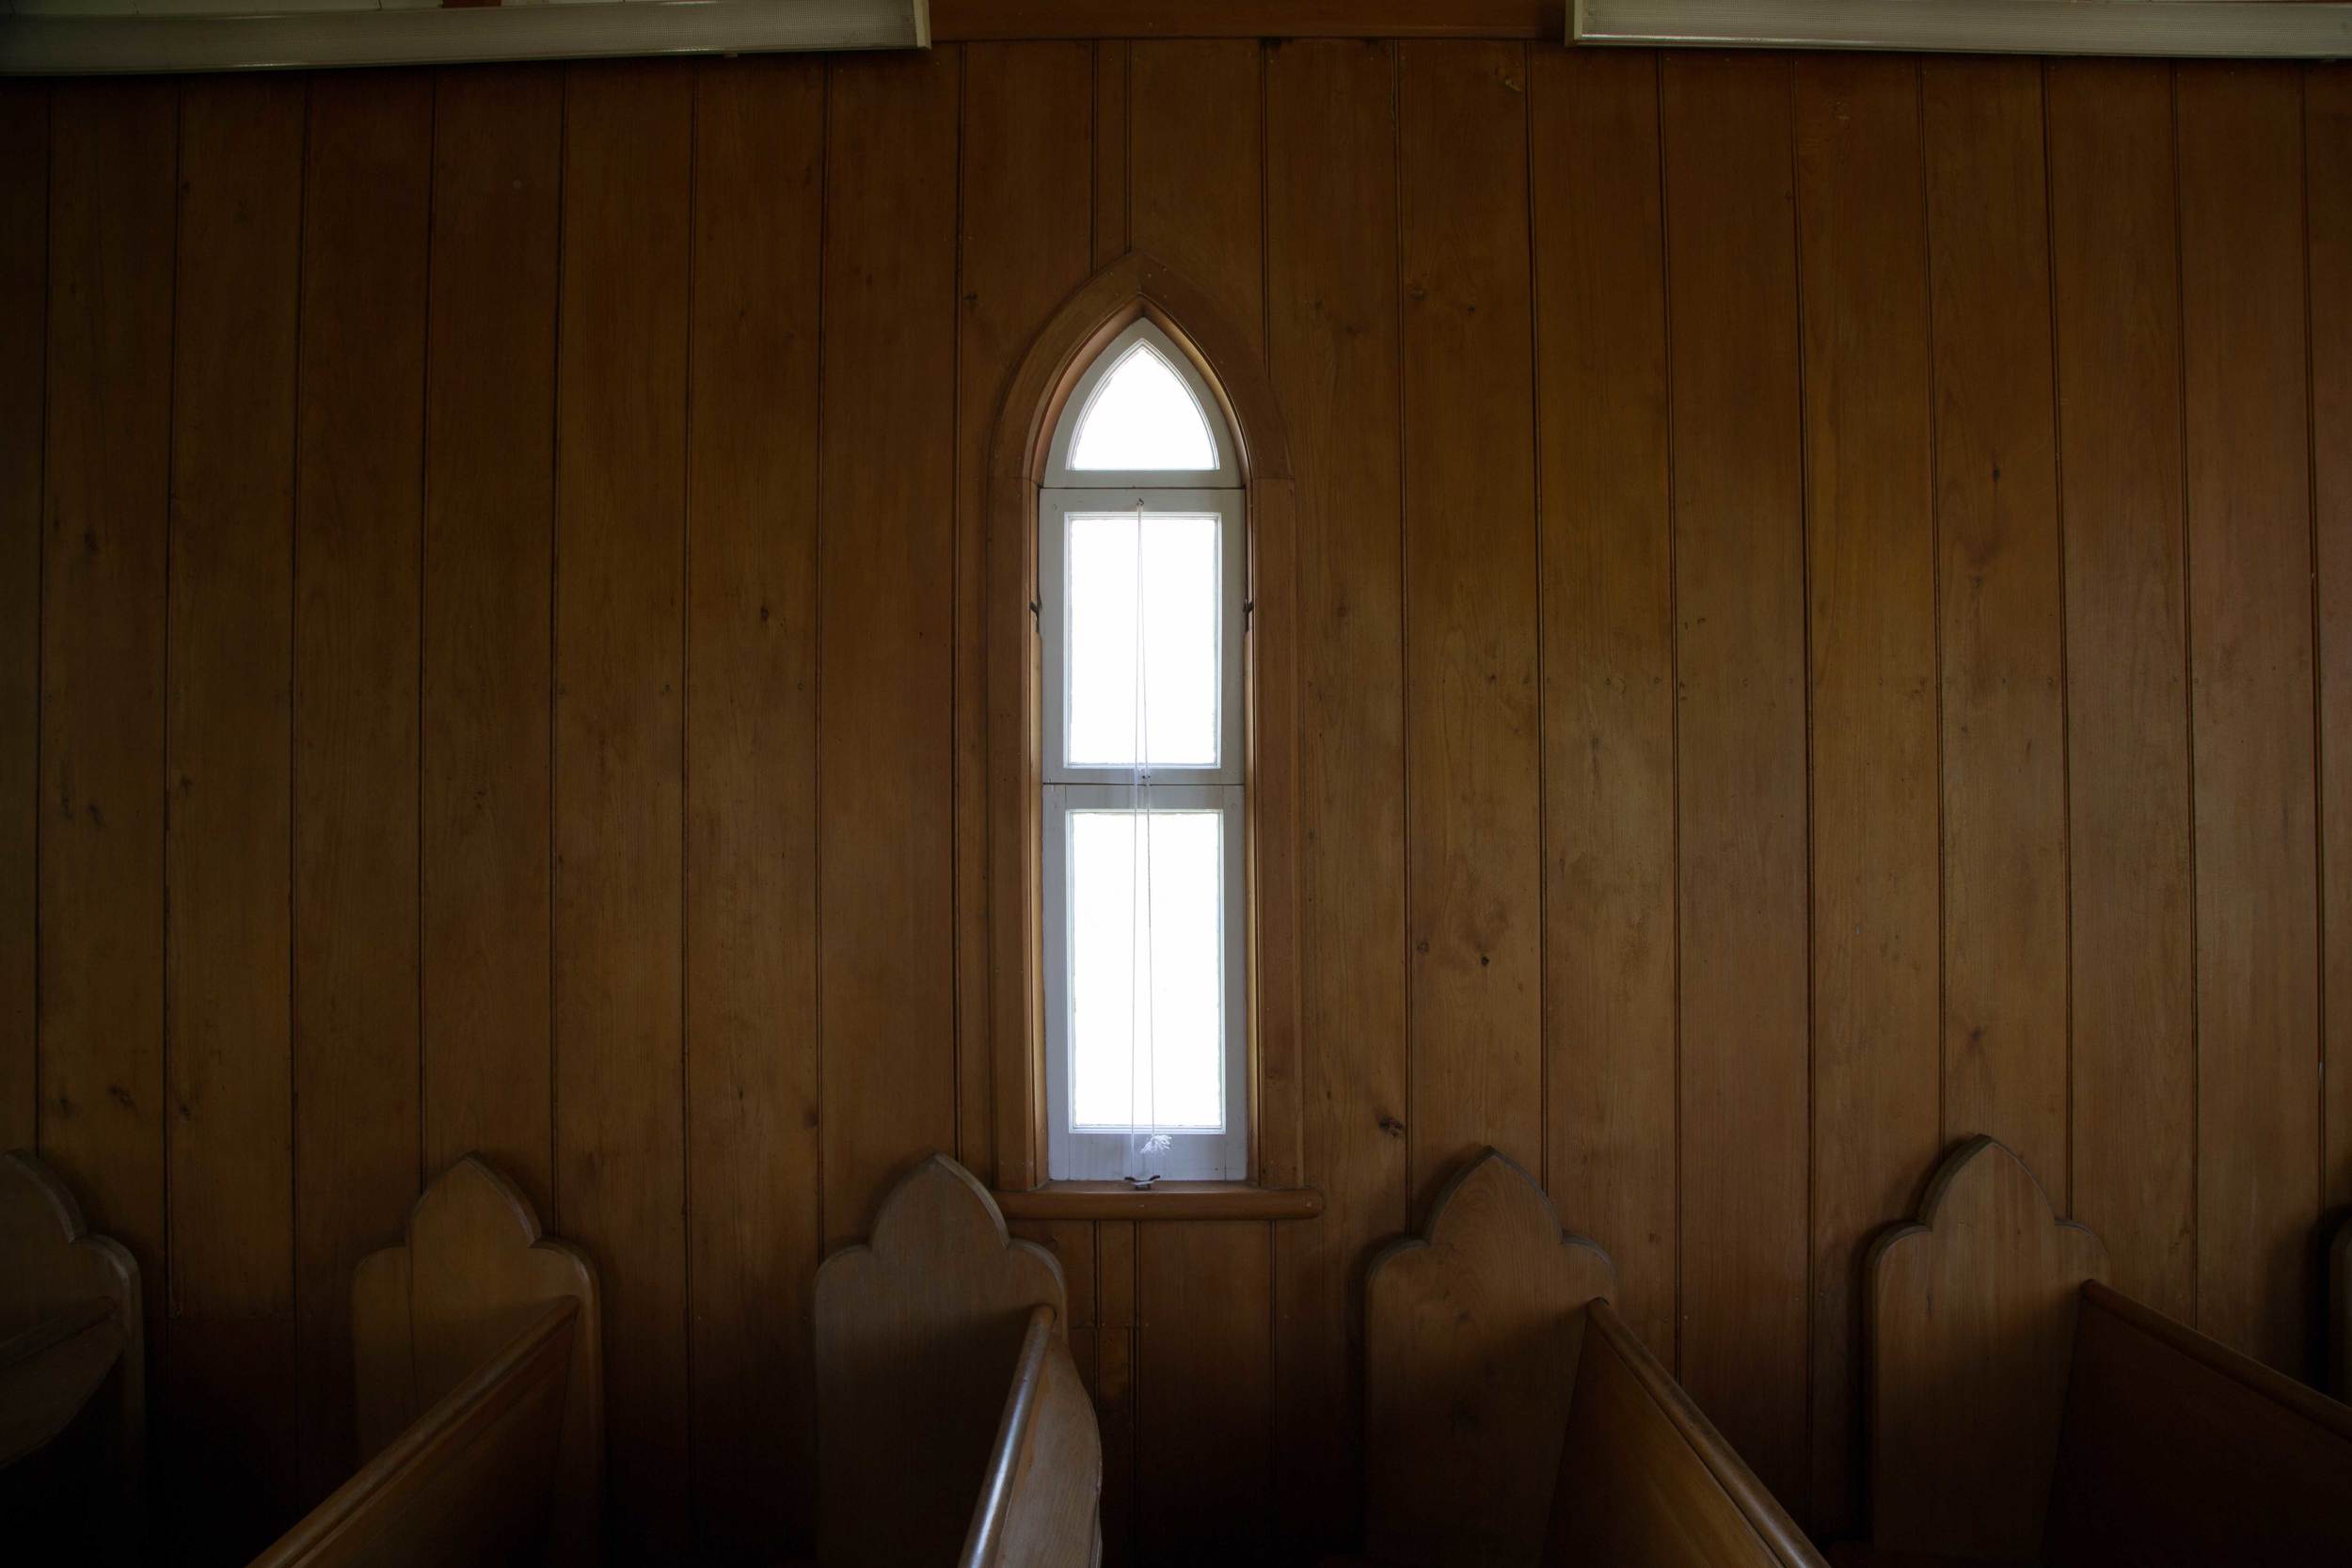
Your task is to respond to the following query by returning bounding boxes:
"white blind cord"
[1126,501,1168,1187]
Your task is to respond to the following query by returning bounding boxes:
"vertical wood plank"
[1793,54,1941,1538]
[40,70,175,1407]
[1128,37,1279,1563]
[421,66,560,1215]
[960,44,1100,1550]
[1266,36,1406,1556]
[0,84,44,1153]
[1921,57,2070,1188]
[1137,1220,1273,1564]
[166,71,304,1544]
[293,70,430,1497]
[1531,45,1677,1364]
[958,39,1092,1185]
[818,48,961,1246]
[685,54,825,1565]
[554,59,692,1560]
[2047,59,2195,1319]
[1094,40,1131,267]
[1095,1216,1139,1566]
[1660,50,1809,1505]
[1398,40,1542,1212]
[2312,64,2352,1212]
[2177,62,2321,1372]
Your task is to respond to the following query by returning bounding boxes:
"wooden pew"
[1359,1148,1824,1568]
[1847,1135,2352,1567]
[0,1149,143,1560]
[248,1155,601,1568]
[816,1153,1102,1568]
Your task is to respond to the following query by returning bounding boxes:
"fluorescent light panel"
[1573,0,2350,58]
[2,0,929,76]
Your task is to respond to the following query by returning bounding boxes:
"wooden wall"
[3,43,2348,1565]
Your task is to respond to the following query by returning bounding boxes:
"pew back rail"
[959,1302,1104,1568]
[1547,1297,1823,1568]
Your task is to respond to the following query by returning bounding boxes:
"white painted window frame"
[1038,320,1249,1183]
[1041,784,1248,1182]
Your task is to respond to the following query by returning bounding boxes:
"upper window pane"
[1065,512,1220,768]
[1068,341,1218,471]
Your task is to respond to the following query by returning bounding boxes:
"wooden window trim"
[985,252,1311,1212]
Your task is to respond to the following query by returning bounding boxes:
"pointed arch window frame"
[1045,319,1242,489]
[979,254,1314,1218]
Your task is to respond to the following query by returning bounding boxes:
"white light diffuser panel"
[1573,0,2351,58]
[3,0,929,76]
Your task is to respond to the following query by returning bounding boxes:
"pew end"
[2330,1210,2350,1402]
[0,1148,143,1557]
[1363,1148,1617,1568]
[252,1153,602,1568]
[817,1152,1097,1568]
[1861,1135,2106,1562]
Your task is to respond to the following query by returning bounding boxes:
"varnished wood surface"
[816,1154,1069,1568]
[1546,1299,1827,1568]
[1865,1138,2106,1561]
[2333,1212,2351,1400]
[1364,1149,1615,1568]
[2043,1281,2352,1566]
[960,1304,1104,1568]
[248,1301,579,1568]
[348,1155,601,1567]
[7,48,2350,1566]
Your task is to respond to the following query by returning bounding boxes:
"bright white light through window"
[1068,343,1217,471]
[1065,514,1219,769]
[1067,810,1225,1132]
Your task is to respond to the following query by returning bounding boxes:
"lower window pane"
[1067,808,1225,1132]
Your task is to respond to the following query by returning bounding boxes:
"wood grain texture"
[254,1301,581,1568]
[1532,42,1677,1373]
[1093,41,1130,266]
[957,40,1094,1191]
[1921,55,2069,1190]
[1865,1137,2107,1561]
[818,46,961,1249]
[552,59,691,1562]
[421,65,560,1217]
[2333,1212,2350,1398]
[1265,35,1409,1555]
[960,1303,1104,1568]
[1123,43,1279,1567]
[932,0,1555,40]
[293,69,430,1502]
[815,1154,1067,1568]
[1791,53,1941,1543]
[2046,58,2196,1323]
[1398,39,1543,1211]
[2177,61,2322,1375]
[1365,1148,1616,1568]
[1659,49,1809,1506]
[1094,1217,1137,1563]
[682,53,825,1568]
[40,75,175,1385]
[344,1155,600,1567]
[0,84,42,1154]
[1547,1300,1828,1568]
[2311,63,2352,1215]
[164,71,304,1547]
[2044,1281,2352,1568]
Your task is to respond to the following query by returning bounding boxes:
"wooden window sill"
[992,1182,1324,1222]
